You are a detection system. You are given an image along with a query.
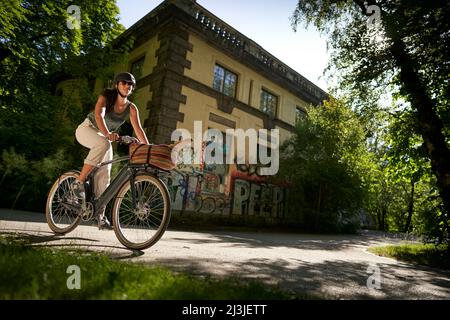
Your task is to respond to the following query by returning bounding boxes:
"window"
[295,106,307,124]
[131,56,145,79]
[260,89,278,117]
[213,64,237,98]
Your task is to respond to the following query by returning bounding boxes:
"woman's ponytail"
[101,88,118,114]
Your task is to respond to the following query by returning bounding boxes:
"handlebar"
[118,135,141,145]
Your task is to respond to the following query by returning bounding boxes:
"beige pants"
[75,118,113,198]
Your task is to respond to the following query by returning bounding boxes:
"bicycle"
[45,136,172,250]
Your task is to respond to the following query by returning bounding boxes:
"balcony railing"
[176,1,328,103]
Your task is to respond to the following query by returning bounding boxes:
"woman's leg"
[94,146,113,224]
[75,120,113,229]
[78,163,94,182]
[75,120,111,184]
[94,145,113,199]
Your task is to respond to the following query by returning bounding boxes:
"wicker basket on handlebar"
[129,144,176,171]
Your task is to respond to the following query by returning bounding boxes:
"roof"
[115,0,328,105]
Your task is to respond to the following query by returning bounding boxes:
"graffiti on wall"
[162,162,287,218]
[161,140,287,216]
[165,168,231,214]
[232,179,286,218]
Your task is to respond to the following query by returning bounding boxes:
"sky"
[116,0,329,92]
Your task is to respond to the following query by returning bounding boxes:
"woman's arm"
[129,103,150,144]
[94,95,118,141]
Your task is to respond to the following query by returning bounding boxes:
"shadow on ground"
[140,256,450,300]
[0,230,144,259]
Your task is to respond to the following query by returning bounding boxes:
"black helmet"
[114,72,136,86]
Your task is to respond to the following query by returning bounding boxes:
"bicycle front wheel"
[46,171,82,234]
[112,174,171,250]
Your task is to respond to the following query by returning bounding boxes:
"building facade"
[97,0,327,217]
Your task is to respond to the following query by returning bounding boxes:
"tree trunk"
[377,208,382,230]
[388,30,450,218]
[381,207,387,231]
[315,183,322,231]
[377,205,387,231]
[404,179,415,233]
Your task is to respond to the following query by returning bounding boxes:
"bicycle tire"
[112,173,171,250]
[46,171,82,235]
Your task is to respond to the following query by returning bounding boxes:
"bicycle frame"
[86,156,137,216]
[85,156,169,216]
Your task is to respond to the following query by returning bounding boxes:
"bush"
[0,148,74,211]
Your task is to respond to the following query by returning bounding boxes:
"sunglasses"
[120,80,134,86]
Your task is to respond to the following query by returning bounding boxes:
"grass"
[368,243,450,270]
[0,236,308,300]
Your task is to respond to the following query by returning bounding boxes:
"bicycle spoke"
[46,172,81,234]
[113,175,170,249]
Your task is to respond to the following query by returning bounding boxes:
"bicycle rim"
[45,171,82,234]
[112,174,171,250]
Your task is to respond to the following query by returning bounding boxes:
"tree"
[291,0,450,234]
[385,110,448,240]
[280,98,370,232]
[0,0,130,155]
[0,0,131,210]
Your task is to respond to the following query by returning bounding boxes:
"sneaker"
[71,179,85,199]
[98,216,113,230]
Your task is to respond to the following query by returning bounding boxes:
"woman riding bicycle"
[72,72,149,229]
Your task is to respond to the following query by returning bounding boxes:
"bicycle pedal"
[97,217,113,230]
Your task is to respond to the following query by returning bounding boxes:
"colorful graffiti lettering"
[162,163,287,219]
[232,179,286,217]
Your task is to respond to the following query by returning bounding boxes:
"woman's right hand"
[106,132,119,141]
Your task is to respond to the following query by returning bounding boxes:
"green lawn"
[0,236,309,300]
[368,243,450,270]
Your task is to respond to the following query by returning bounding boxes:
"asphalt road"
[1,209,449,299]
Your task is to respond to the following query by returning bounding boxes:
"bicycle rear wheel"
[46,171,82,234]
[112,174,171,250]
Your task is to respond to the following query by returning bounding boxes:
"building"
[81,0,328,217]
